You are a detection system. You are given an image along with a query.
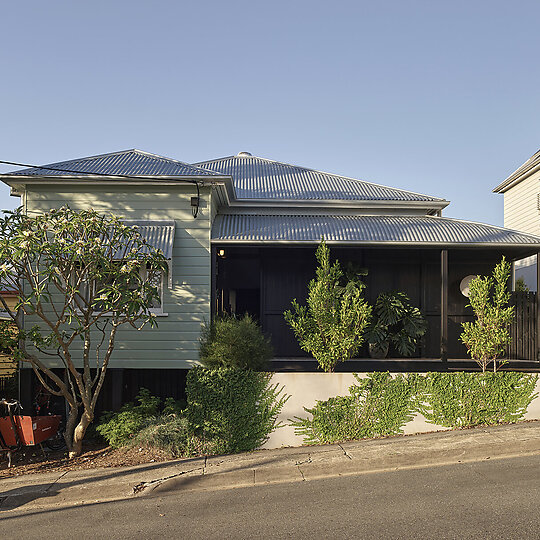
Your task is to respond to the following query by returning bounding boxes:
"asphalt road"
[3,454,540,539]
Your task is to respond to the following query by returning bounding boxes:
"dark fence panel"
[508,291,538,361]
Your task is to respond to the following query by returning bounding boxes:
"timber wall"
[24,184,212,369]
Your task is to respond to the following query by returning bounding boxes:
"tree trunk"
[69,411,93,458]
[64,402,79,453]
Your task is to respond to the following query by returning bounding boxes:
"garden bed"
[0,442,175,479]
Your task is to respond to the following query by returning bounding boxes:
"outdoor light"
[190,196,200,218]
[218,249,226,258]
[460,275,477,297]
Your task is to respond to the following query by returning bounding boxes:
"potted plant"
[367,292,427,359]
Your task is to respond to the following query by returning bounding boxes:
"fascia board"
[0,174,229,183]
[209,178,235,205]
[493,162,540,193]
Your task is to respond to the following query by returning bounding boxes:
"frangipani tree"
[0,206,168,457]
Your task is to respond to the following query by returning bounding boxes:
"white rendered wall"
[263,372,540,449]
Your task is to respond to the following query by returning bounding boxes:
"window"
[72,265,167,316]
[129,265,166,314]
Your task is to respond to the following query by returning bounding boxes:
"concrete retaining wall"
[263,372,540,449]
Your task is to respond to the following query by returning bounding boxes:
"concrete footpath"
[2,421,540,513]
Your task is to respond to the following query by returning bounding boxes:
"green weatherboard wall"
[24,184,212,369]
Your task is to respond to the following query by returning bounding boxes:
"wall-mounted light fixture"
[190,196,200,218]
[217,249,226,258]
[460,275,477,297]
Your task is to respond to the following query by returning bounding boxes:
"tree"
[284,240,372,372]
[0,206,168,457]
[460,257,514,373]
[515,277,530,292]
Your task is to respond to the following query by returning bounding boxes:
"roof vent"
[236,151,252,157]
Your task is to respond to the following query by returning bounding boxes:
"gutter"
[493,161,540,194]
[210,239,540,249]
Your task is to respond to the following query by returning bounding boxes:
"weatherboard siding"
[501,171,540,290]
[503,171,540,236]
[24,184,212,369]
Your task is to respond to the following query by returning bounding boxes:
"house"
[493,148,540,291]
[2,149,540,406]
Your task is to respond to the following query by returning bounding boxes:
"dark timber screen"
[508,291,538,361]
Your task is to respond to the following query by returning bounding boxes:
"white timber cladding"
[24,184,211,369]
[502,170,540,235]
[500,169,540,290]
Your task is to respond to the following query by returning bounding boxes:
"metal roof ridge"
[130,149,222,174]
[2,149,225,177]
[194,154,447,202]
[2,149,138,174]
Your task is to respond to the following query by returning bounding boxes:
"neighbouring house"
[2,149,540,408]
[493,148,540,291]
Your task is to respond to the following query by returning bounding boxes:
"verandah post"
[441,249,448,364]
[211,246,217,320]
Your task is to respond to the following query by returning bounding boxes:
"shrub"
[97,389,175,448]
[421,372,538,428]
[284,240,372,372]
[133,414,203,457]
[460,257,514,372]
[199,314,273,370]
[367,292,427,357]
[292,372,421,444]
[186,366,288,454]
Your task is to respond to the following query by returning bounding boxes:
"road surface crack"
[132,466,204,494]
[295,454,312,466]
[338,444,353,459]
[45,470,69,492]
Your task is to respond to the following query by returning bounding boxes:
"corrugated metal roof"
[212,214,540,246]
[122,220,175,286]
[493,148,540,193]
[5,149,219,177]
[122,220,175,259]
[195,154,445,202]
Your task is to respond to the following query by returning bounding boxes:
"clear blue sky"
[1,0,539,225]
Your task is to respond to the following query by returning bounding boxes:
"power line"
[0,159,204,183]
[0,159,202,217]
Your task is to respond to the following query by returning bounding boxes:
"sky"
[1,0,539,225]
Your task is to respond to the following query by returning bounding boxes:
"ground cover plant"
[0,206,168,456]
[292,372,421,444]
[293,371,538,445]
[420,372,538,428]
[284,240,372,372]
[96,388,182,448]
